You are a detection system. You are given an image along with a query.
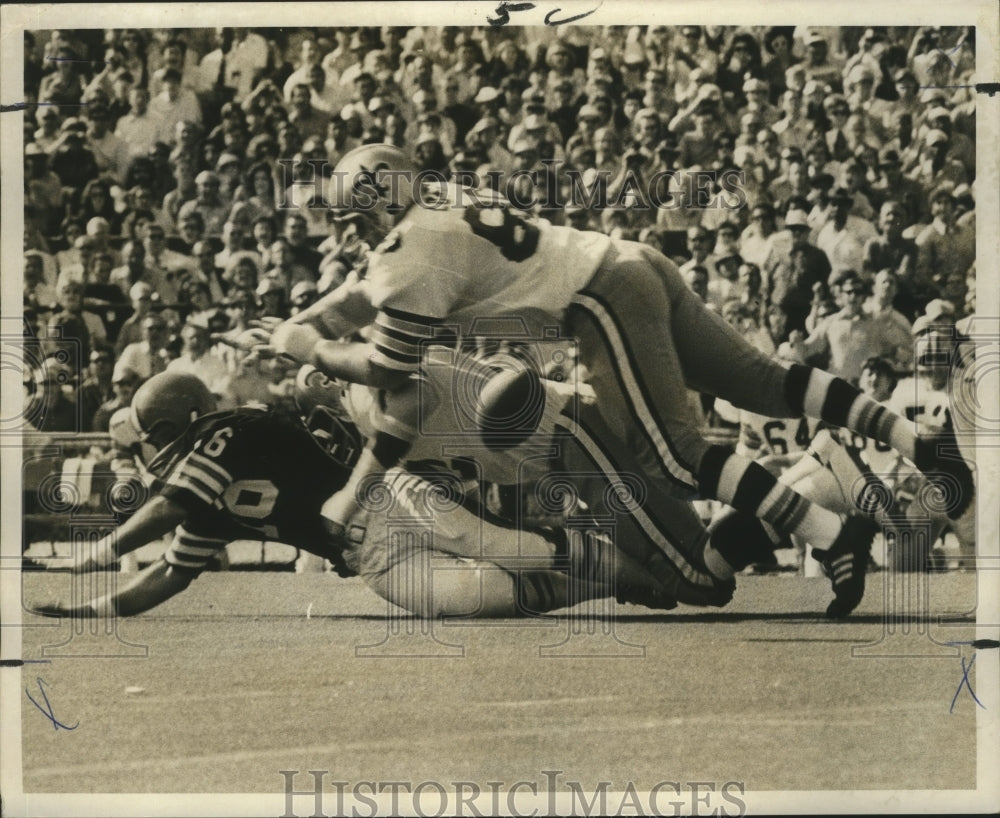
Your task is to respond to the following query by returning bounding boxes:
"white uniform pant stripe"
[571,292,697,491]
[568,419,713,588]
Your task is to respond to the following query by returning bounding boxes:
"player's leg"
[567,246,870,571]
[354,470,681,615]
[556,402,734,608]
[643,244,973,519]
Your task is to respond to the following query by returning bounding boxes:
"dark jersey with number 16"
[149,408,362,575]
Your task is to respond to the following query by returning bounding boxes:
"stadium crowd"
[22,24,976,434]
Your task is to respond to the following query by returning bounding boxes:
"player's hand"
[31,600,98,619]
[271,322,322,362]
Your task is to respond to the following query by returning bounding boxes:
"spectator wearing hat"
[84,104,129,182]
[466,116,515,178]
[916,186,974,313]
[444,36,486,105]
[871,148,926,226]
[484,39,531,89]
[910,129,967,190]
[49,120,101,194]
[92,362,145,434]
[283,39,328,101]
[212,220,250,271]
[33,105,64,154]
[672,26,720,94]
[801,32,842,90]
[815,186,877,274]
[881,68,922,129]
[413,132,449,174]
[679,225,719,286]
[740,202,786,269]
[136,223,193,303]
[678,98,721,168]
[918,106,974,180]
[406,89,457,153]
[837,158,876,222]
[763,208,831,335]
[639,67,677,125]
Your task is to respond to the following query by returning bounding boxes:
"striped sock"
[784,365,917,460]
[698,446,842,577]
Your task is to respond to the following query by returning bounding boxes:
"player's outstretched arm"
[272,323,411,392]
[34,557,194,618]
[72,495,188,573]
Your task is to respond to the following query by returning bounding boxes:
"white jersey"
[365,186,612,372]
[888,377,952,438]
[342,346,586,486]
[737,412,818,459]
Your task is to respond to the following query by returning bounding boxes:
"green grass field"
[13,570,986,808]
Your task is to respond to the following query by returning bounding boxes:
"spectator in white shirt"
[150,68,202,145]
[115,86,163,162]
[814,186,877,275]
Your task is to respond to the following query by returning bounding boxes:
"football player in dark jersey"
[33,370,725,618]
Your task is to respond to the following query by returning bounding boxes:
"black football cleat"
[913,432,975,520]
[813,515,880,619]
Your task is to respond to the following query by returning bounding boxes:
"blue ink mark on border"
[25,677,79,731]
[949,655,985,714]
[1,659,52,667]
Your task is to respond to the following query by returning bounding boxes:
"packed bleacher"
[21,24,975,432]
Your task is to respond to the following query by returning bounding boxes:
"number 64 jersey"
[365,185,612,374]
[149,408,361,575]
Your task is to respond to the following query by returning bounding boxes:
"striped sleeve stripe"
[570,291,697,492]
[371,310,438,371]
[381,305,442,330]
[165,530,226,569]
[571,418,714,588]
[185,452,232,487]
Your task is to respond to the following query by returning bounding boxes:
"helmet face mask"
[332,143,416,242]
[294,365,362,468]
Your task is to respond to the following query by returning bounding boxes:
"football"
[475,367,546,450]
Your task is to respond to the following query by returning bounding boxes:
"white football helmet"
[331,143,417,241]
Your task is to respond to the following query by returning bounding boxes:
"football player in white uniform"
[272,144,974,618]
